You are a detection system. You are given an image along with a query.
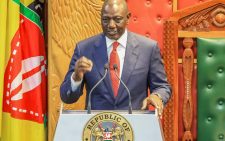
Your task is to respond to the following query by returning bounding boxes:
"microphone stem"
[114,69,132,114]
[87,69,108,114]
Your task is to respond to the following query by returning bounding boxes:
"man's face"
[101,4,130,40]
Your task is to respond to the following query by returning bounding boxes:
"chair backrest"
[197,38,225,141]
[163,0,225,141]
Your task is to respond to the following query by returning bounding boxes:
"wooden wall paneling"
[48,0,103,140]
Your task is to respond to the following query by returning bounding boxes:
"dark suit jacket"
[60,31,171,110]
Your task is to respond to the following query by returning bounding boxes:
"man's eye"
[102,18,109,22]
[114,18,123,23]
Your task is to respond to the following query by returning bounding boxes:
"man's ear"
[126,12,131,24]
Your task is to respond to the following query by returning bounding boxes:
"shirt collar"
[105,29,128,48]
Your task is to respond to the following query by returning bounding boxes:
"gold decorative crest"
[83,112,134,141]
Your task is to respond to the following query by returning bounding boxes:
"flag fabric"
[1,0,47,140]
[0,0,9,138]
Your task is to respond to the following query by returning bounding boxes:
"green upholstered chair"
[197,38,225,141]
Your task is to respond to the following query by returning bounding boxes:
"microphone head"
[113,64,118,70]
[104,63,109,70]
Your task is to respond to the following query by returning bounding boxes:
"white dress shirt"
[71,29,128,91]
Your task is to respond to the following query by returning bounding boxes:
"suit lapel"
[92,34,108,77]
[116,32,139,102]
[92,34,115,101]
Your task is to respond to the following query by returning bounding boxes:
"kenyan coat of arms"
[83,112,134,141]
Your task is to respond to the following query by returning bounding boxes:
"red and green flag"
[0,0,47,140]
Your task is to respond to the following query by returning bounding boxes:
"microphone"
[87,63,109,114]
[113,64,132,114]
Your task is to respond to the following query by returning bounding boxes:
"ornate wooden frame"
[163,0,225,141]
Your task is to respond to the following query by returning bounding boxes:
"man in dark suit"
[60,0,171,117]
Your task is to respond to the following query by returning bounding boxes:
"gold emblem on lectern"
[83,112,133,141]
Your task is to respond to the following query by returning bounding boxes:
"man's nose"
[108,19,116,28]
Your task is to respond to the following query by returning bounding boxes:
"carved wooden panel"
[163,20,178,141]
[179,4,225,31]
[182,38,194,141]
[48,0,103,140]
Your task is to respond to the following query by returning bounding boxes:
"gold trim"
[178,58,197,64]
[173,0,178,12]
[178,31,225,38]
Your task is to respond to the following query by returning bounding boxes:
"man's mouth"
[107,30,117,35]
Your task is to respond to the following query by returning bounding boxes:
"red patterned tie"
[110,42,120,97]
